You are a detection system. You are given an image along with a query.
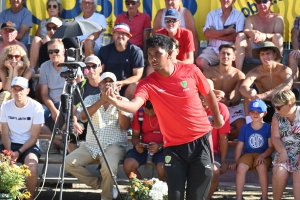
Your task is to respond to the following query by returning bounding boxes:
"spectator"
[123,101,165,181]
[103,34,224,200]
[204,44,246,140]
[76,0,106,57]
[155,9,195,64]
[239,42,292,123]
[98,23,144,100]
[115,0,151,53]
[65,72,132,200]
[271,90,300,200]
[196,0,244,71]
[235,0,284,71]
[153,0,199,58]
[229,99,274,200]
[0,22,27,55]
[0,0,32,47]
[0,77,44,200]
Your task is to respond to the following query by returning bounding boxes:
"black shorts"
[0,143,41,164]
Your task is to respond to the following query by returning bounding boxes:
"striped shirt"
[78,94,132,159]
[203,8,245,54]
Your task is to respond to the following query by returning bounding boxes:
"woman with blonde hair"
[271,89,300,200]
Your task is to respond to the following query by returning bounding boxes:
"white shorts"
[198,48,219,66]
[228,104,245,124]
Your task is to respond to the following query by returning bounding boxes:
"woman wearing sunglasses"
[271,89,300,200]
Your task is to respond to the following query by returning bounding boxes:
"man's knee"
[235,32,247,43]
[212,164,221,182]
[196,56,208,70]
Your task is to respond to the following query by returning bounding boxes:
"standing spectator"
[230,99,273,200]
[115,0,151,54]
[271,90,300,200]
[0,0,32,47]
[196,0,244,71]
[0,77,44,200]
[98,23,144,100]
[152,0,199,58]
[235,0,284,71]
[76,0,106,57]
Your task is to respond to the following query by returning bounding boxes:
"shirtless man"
[204,44,245,140]
[239,41,293,123]
[235,0,284,71]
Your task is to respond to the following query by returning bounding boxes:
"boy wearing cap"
[229,99,274,200]
[0,77,44,200]
[239,41,293,123]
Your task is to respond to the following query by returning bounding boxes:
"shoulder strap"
[137,107,144,132]
[76,79,87,107]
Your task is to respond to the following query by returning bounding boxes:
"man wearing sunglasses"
[0,0,32,47]
[196,0,244,71]
[235,0,284,71]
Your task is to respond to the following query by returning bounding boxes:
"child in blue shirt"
[229,99,274,200]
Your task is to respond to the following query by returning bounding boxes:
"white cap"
[100,72,117,82]
[11,77,28,88]
[46,17,62,26]
[85,55,101,65]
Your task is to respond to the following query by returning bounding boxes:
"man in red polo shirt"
[115,0,151,53]
[155,9,195,64]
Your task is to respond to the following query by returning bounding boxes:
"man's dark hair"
[258,47,276,54]
[218,44,236,52]
[146,34,173,51]
[144,100,153,109]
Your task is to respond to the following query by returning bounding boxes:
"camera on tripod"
[65,47,82,62]
[58,62,86,80]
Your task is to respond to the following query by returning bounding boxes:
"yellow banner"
[7,0,300,42]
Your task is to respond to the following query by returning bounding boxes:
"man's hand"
[251,30,265,43]
[135,143,145,153]
[148,142,159,154]
[213,90,225,102]
[229,163,237,170]
[74,122,84,135]
[225,25,236,35]
[290,50,300,60]
[256,155,266,166]
[103,85,118,106]
[211,115,224,129]
[115,81,124,91]
[220,162,228,174]
[51,109,60,121]
[11,151,19,165]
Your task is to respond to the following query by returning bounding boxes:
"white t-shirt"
[75,12,107,48]
[0,98,44,145]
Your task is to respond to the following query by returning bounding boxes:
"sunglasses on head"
[125,1,138,5]
[47,4,58,9]
[46,26,58,31]
[256,0,270,4]
[273,104,285,111]
[8,54,21,60]
[86,64,98,70]
[165,19,179,23]
[48,49,60,54]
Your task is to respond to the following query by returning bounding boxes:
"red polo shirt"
[155,27,195,61]
[115,12,151,48]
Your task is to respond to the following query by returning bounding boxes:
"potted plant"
[0,150,31,200]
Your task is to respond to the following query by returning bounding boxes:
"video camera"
[58,62,85,80]
[65,47,83,62]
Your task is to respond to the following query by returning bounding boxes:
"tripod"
[36,63,123,200]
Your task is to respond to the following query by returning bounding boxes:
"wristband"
[16,149,22,155]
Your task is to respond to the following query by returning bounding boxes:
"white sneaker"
[112,185,118,199]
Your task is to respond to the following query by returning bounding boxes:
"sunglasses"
[8,54,21,60]
[48,49,60,54]
[47,4,58,9]
[125,1,138,5]
[46,26,58,31]
[86,64,98,70]
[273,104,285,111]
[256,0,270,4]
[165,19,179,23]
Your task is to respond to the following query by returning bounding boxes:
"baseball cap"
[46,17,62,27]
[11,77,28,89]
[1,21,17,30]
[249,99,267,113]
[100,72,117,83]
[113,23,132,37]
[165,9,180,20]
[85,55,101,65]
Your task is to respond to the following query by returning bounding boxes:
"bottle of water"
[146,151,154,163]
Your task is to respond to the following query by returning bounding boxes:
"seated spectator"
[0,22,27,55]
[98,23,144,100]
[196,0,244,71]
[29,17,62,71]
[229,99,274,200]
[0,0,32,47]
[155,9,195,64]
[153,0,199,57]
[0,77,44,200]
[271,90,300,200]
[76,0,106,57]
[204,44,246,140]
[123,101,165,181]
[235,0,284,71]
[66,72,132,200]
[115,0,151,53]
[239,42,292,123]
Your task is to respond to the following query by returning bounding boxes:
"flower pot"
[0,193,12,200]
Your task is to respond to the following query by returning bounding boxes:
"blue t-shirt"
[238,123,271,153]
[0,8,32,46]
